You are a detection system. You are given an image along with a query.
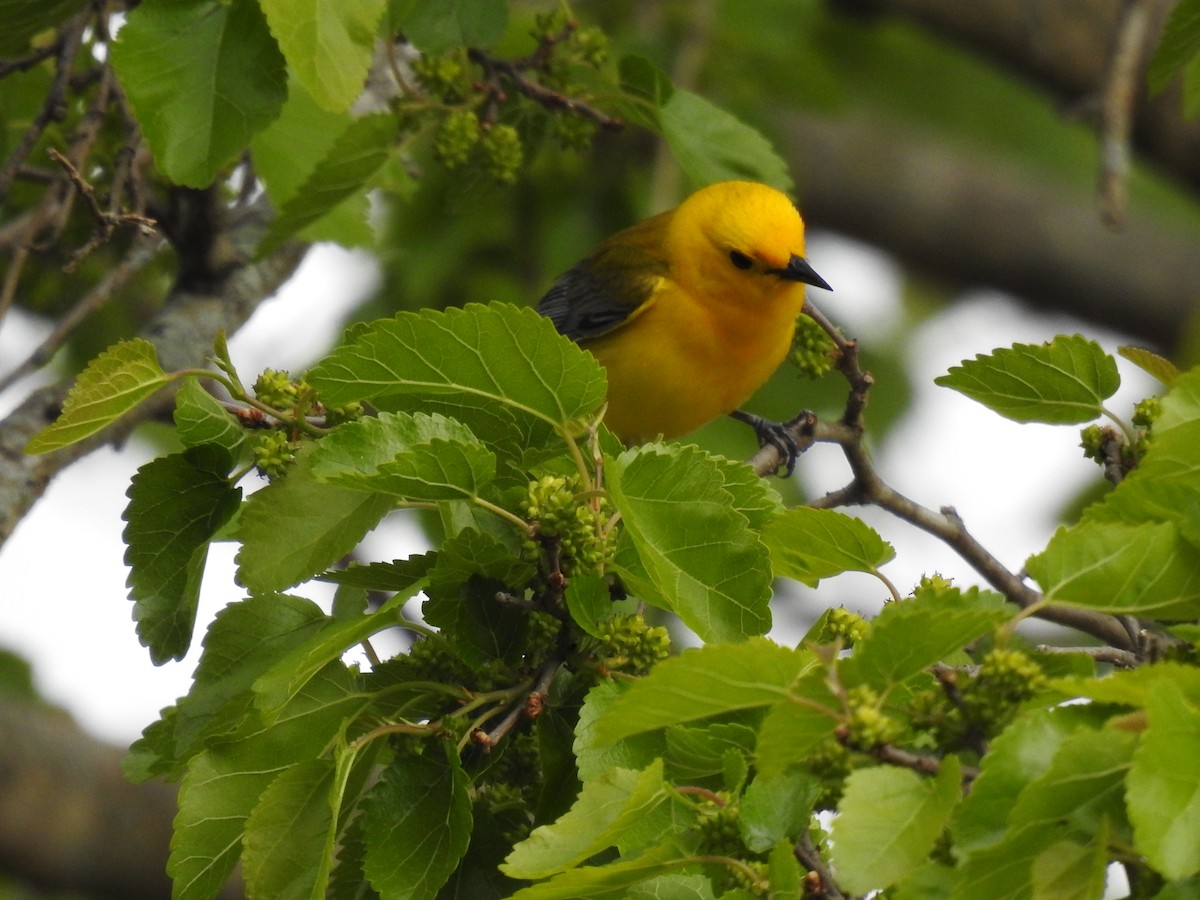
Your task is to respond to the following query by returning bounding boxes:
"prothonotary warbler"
[538,180,831,467]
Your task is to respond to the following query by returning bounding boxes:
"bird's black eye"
[729,250,753,270]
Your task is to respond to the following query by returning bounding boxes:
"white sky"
[0,237,1154,745]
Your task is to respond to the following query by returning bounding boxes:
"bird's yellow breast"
[586,274,806,441]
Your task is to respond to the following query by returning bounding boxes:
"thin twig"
[0,235,164,393]
[1098,0,1152,229]
[478,658,561,750]
[0,9,90,204]
[795,830,844,900]
[1036,644,1140,669]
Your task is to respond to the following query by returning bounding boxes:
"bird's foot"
[730,409,816,477]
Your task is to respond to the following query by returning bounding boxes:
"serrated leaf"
[360,748,472,900]
[1148,0,1200,94]
[316,552,437,591]
[1119,345,1181,386]
[1030,830,1109,900]
[763,506,894,586]
[663,723,756,787]
[830,757,962,895]
[169,662,362,900]
[739,772,820,854]
[608,444,773,641]
[170,594,330,767]
[397,0,509,54]
[173,377,245,452]
[589,639,812,747]
[1027,520,1200,618]
[564,572,637,638]
[574,681,666,782]
[1084,367,1200,548]
[754,668,842,776]
[309,410,495,500]
[1128,680,1200,879]
[260,0,384,113]
[111,0,286,187]
[840,586,1013,689]
[309,303,606,437]
[234,446,394,593]
[952,705,1110,854]
[0,0,87,54]
[26,338,171,453]
[504,842,692,900]
[259,112,398,253]
[935,334,1119,424]
[503,760,691,881]
[242,758,337,900]
[123,446,241,663]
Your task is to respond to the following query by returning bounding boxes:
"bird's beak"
[770,254,831,291]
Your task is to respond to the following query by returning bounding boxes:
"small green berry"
[790,313,837,378]
[480,124,523,184]
[252,430,299,479]
[434,108,480,170]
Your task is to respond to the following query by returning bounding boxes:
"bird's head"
[669,180,831,306]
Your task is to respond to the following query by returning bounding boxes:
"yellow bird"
[538,180,831,465]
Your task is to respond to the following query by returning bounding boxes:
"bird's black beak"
[770,254,831,291]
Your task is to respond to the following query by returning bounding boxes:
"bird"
[537,180,831,470]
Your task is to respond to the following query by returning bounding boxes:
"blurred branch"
[783,112,1200,350]
[0,696,241,899]
[836,0,1200,192]
[0,199,307,549]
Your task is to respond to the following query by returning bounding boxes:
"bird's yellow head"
[666,181,830,313]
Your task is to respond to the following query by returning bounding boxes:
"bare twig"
[1098,0,1153,229]
[761,299,1139,652]
[1036,644,1140,669]
[795,830,844,900]
[0,236,165,393]
[478,658,561,750]
[0,9,90,203]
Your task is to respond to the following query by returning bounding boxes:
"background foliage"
[4,0,1200,898]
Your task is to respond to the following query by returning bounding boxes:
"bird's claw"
[731,409,814,477]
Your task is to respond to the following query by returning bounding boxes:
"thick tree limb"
[784,112,1200,350]
[0,201,306,549]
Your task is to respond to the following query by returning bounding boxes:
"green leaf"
[841,586,1013,689]
[768,838,804,900]
[250,73,370,246]
[253,583,426,719]
[173,377,245,452]
[1148,0,1200,94]
[316,552,437,591]
[1030,830,1109,900]
[952,705,1109,854]
[124,446,241,663]
[1027,520,1200,618]
[360,747,473,899]
[1084,367,1200,547]
[242,758,337,900]
[608,444,773,642]
[0,0,87,54]
[589,639,813,747]
[396,0,509,54]
[565,572,632,638]
[763,506,894,587]
[1008,725,1134,837]
[26,338,171,453]
[1119,345,1181,386]
[234,446,394,593]
[169,594,330,766]
[309,410,495,500]
[574,680,666,782]
[111,0,286,187]
[169,662,362,900]
[934,334,1120,424]
[308,303,606,436]
[260,0,384,112]
[1128,680,1200,879]
[661,88,792,191]
[504,842,692,900]
[503,761,691,880]
[663,723,756,787]
[259,112,398,253]
[754,667,842,776]
[614,55,790,190]
[738,772,820,854]
[830,757,962,895]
